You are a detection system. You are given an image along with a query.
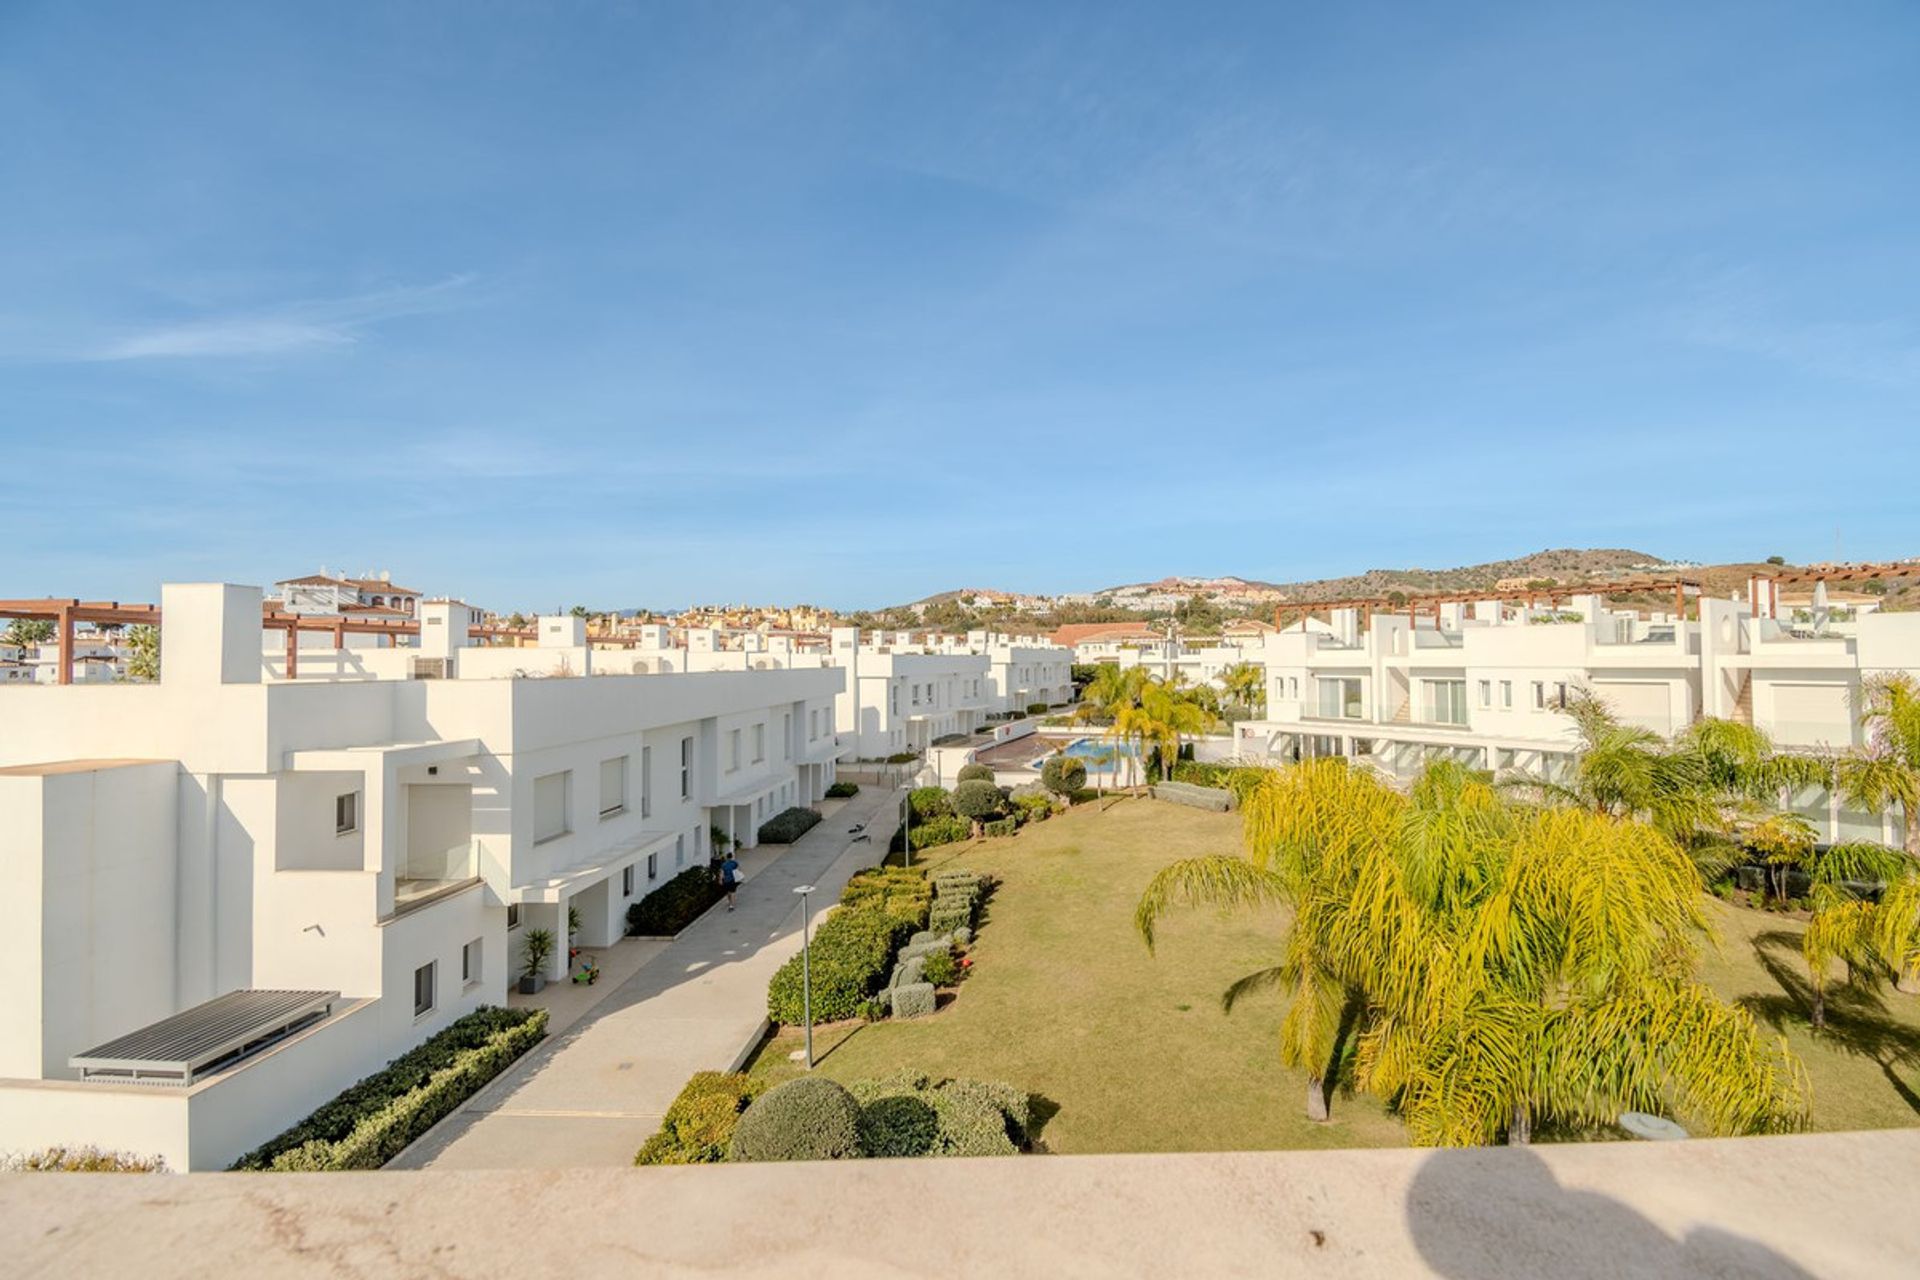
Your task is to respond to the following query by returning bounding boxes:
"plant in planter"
[519,928,555,994]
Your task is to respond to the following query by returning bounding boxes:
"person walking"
[720,852,742,911]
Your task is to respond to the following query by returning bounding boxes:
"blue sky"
[2,2,1916,610]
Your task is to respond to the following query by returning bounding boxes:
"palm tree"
[1835,673,1920,857]
[1140,758,1809,1144]
[1801,842,1920,1022]
[1074,664,1148,727]
[1219,661,1267,716]
[1138,681,1217,781]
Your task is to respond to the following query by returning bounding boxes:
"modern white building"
[1232,590,1920,847]
[276,570,423,619]
[0,583,841,1171]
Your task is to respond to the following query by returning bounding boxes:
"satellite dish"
[1618,1111,1689,1141]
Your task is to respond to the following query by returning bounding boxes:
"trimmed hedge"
[1012,792,1053,824]
[896,812,970,853]
[841,865,932,929]
[635,1071,764,1165]
[768,906,915,1024]
[909,786,954,819]
[1025,702,1049,715]
[1170,760,1236,788]
[729,1076,864,1162]
[849,1073,1026,1157]
[232,1006,547,1171]
[956,762,996,784]
[982,817,1017,838]
[856,1093,940,1158]
[824,781,860,799]
[758,806,822,845]
[627,864,723,936]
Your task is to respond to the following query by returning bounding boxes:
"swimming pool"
[1033,737,1139,775]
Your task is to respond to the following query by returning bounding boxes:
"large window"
[1423,680,1469,726]
[752,723,765,763]
[534,771,570,843]
[335,791,359,836]
[1316,677,1363,719]
[599,756,627,818]
[413,962,436,1018]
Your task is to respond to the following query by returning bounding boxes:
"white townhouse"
[0,583,840,1171]
[275,569,423,619]
[829,628,992,757]
[1233,590,1920,847]
[967,630,1074,715]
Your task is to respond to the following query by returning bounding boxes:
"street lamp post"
[901,788,912,868]
[793,884,816,1069]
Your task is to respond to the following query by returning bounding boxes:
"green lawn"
[748,798,1920,1151]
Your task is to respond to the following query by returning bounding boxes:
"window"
[1554,682,1569,709]
[640,745,652,819]
[413,962,436,1018]
[889,684,899,715]
[911,684,921,707]
[507,903,521,931]
[622,865,635,897]
[462,939,481,988]
[647,851,658,881]
[1531,682,1546,711]
[680,736,692,798]
[335,791,359,836]
[1317,677,1363,719]
[1423,680,1468,726]
[1477,680,1491,708]
[782,713,791,759]
[809,709,819,740]
[534,771,570,843]
[752,723,765,763]
[1500,680,1513,709]
[599,756,627,818]
[675,833,686,867]
[728,729,741,771]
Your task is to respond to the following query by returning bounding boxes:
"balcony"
[396,836,484,913]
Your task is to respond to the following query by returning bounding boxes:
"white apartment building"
[967,630,1074,716]
[276,570,423,619]
[0,583,840,1171]
[1233,591,1920,847]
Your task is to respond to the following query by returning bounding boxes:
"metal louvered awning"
[70,989,338,1086]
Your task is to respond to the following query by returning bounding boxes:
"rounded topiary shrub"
[728,1077,864,1163]
[951,779,1005,825]
[1041,755,1087,798]
[857,1094,939,1158]
[956,762,995,784]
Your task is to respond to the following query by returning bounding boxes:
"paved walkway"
[396,785,904,1170]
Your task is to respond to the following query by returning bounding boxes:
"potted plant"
[519,927,554,994]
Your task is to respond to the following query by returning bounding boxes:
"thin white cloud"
[85,274,475,362]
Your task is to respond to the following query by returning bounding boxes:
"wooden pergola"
[0,599,163,686]
[1750,561,1917,588]
[1274,575,1705,632]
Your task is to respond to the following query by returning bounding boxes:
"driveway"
[396,784,904,1169]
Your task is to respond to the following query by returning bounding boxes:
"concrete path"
[397,784,904,1170]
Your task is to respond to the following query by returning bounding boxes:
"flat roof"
[0,757,169,777]
[71,989,337,1086]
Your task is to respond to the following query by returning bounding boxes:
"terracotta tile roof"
[1049,623,1161,647]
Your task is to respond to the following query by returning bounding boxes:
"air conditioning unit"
[411,657,448,680]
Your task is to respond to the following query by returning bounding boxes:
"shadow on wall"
[1406,1148,1814,1280]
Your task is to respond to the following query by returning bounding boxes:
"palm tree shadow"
[1741,931,1920,1077]
[1407,1148,1816,1280]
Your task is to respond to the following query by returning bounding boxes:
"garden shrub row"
[634,1071,765,1165]
[757,806,822,845]
[767,906,916,1024]
[824,780,860,799]
[840,865,933,928]
[232,1006,548,1171]
[712,1072,1033,1163]
[627,864,723,936]
[4,1146,165,1173]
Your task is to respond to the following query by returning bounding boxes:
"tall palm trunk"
[1508,1104,1532,1145]
[1305,1077,1330,1122]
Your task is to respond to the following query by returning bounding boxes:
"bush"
[634,1072,764,1165]
[1025,701,1049,715]
[857,1094,940,1158]
[956,762,995,784]
[4,1146,165,1173]
[627,865,723,936]
[232,1007,547,1170]
[768,906,914,1024]
[891,981,936,1018]
[1013,792,1054,824]
[922,947,961,986]
[758,806,822,844]
[841,866,933,930]
[849,1074,1024,1157]
[1041,755,1087,798]
[728,1077,864,1163]
[885,751,920,764]
[824,781,860,798]
[909,786,953,819]
[982,817,1017,838]
[1171,760,1235,788]
[952,779,1005,826]
[899,813,970,853]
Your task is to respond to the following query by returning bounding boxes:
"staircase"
[1731,674,1754,726]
